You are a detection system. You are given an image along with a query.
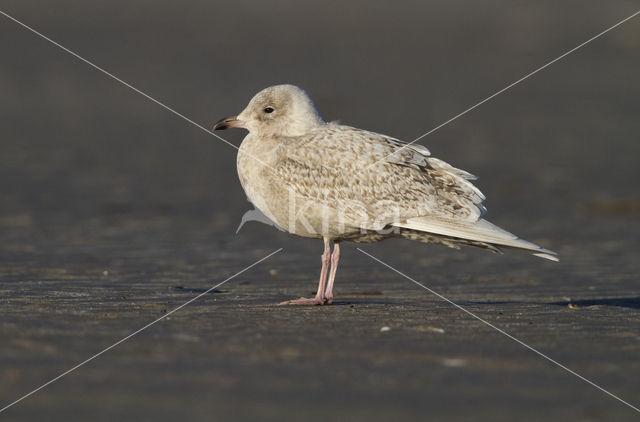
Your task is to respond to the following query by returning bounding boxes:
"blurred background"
[1,1,639,421]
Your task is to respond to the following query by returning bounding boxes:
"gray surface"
[1,1,639,421]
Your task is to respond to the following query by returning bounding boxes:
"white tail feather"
[393,216,558,261]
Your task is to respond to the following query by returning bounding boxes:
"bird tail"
[392,216,558,261]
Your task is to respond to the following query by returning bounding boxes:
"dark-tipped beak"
[212,115,242,130]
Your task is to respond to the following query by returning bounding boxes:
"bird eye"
[264,106,274,113]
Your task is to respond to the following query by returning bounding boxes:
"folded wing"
[393,216,558,261]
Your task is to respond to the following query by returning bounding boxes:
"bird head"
[213,84,325,137]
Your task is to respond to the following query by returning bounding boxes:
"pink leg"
[278,238,331,306]
[324,242,340,304]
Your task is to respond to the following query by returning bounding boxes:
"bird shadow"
[549,297,640,310]
[465,297,640,310]
[170,285,640,310]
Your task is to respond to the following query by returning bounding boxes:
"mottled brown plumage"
[213,84,557,305]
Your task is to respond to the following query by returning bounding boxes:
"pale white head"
[213,84,325,137]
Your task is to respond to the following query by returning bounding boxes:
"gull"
[213,84,557,305]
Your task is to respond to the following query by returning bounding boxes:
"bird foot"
[277,296,328,306]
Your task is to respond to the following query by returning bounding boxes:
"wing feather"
[271,123,557,260]
[278,124,485,224]
[393,216,558,261]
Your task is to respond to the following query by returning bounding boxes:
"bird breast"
[237,134,350,239]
